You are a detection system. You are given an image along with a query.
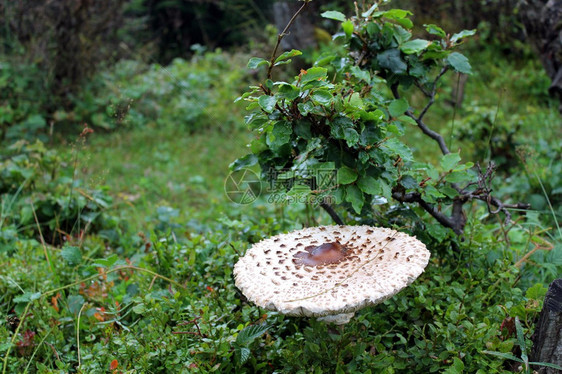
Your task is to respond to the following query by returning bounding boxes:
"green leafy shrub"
[65,51,251,132]
[0,139,115,247]
[0,62,50,142]
[233,3,521,238]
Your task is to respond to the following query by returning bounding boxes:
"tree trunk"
[530,279,562,373]
[519,0,562,108]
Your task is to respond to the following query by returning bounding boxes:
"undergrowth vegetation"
[1,50,251,141]
[1,2,561,373]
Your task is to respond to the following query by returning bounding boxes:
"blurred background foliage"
[0,0,534,140]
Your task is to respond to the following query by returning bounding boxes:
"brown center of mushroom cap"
[292,242,348,266]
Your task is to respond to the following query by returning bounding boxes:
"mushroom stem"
[317,313,354,325]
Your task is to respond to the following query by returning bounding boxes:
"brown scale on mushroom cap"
[293,242,348,266]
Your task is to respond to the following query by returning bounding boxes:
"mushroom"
[233,225,430,325]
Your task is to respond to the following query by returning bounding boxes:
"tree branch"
[392,190,465,235]
[320,201,344,225]
[389,71,530,236]
[391,83,451,155]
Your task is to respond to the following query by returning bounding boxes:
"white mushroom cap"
[233,225,430,323]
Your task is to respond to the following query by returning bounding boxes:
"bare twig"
[174,316,205,338]
[266,0,312,81]
[419,66,448,121]
[514,235,553,268]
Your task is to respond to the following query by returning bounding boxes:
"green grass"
[71,125,252,227]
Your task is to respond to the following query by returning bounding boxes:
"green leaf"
[230,154,258,171]
[311,89,333,106]
[247,57,270,69]
[445,171,474,183]
[388,98,409,117]
[346,92,364,110]
[91,254,119,268]
[525,283,547,300]
[482,350,523,363]
[342,20,354,38]
[383,138,413,162]
[235,347,251,366]
[400,39,430,54]
[67,295,85,315]
[330,116,353,139]
[362,4,378,18]
[357,175,381,195]
[258,95,277,113]
[381,10,414,29]
[268,121,292,150]
[236,324,269,346]
[383,9,412,19]
[301,67,328,85]
[314,53,336,67]
[349,66,370,82]
[440,152,461,171]
[132,303,146,314]
[396,18,414,29]
[424,185,446,202]
[380,180,392,200]
[441,185,459,198]
[425,24,446,38]
[426,165,439,180]
[297,101,314,116]
[244,112,268,129]
[392,24,413,44]
[13,291,42,303]
[346,185,364,214]
[278,84,300,100]
[337,166,358,185]
[443,357,464,374]
[360,125,383,145]
[398,115,417,126]
[453,161,474,171]
[377,49,407,74]
[528,362,562,370]
[400,175,417,190]
[426,223,449,242]
[61,245,82,266]
[515,317,527,359]
[19,205,32,224]
[447,52,472,74]
[274,49,302,64]
[343,128,360,147]
[451,29,476,43]
[321,10,346,22]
